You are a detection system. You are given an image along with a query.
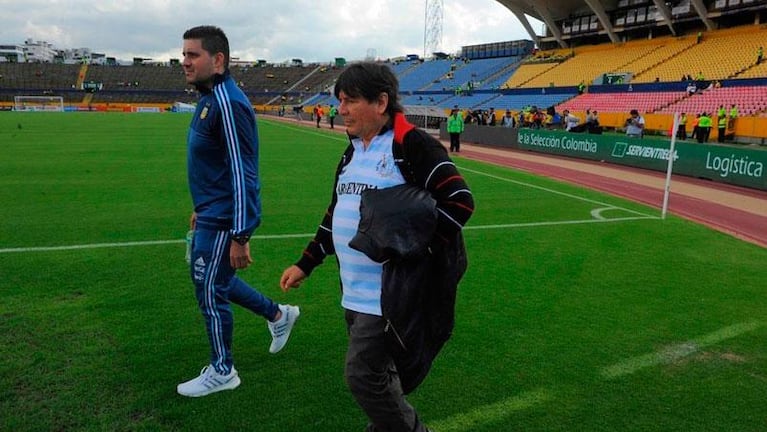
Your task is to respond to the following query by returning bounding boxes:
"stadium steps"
[76,64,88,89]
[266,65,323,105]
[629,38,696,80]
[509,62,560,88]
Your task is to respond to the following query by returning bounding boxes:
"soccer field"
[1,112,765,431]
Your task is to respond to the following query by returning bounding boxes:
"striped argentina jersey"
[332,129,405,316]
[187,71,261,236]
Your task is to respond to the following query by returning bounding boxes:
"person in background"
[677,112,687,140]
[279,62,474,432]
[697,112,712,143]
[501,109,516,128]
[178,25,300,398]
[563,109,580,132]
[314,104,324,128]
[717,112,728,143]
[487,108,497,126]
[587,110,601,134]
[690,113,700,142]
[625,109,645,138]
[717,105,726,120]
[447,107,465,152]
[728,104,738,130]
[328,104,339,129]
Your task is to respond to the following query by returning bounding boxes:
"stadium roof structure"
[495,0,760,48]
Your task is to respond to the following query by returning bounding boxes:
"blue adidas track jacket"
[187,70,261,237]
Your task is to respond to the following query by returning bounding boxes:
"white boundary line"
[0,215,658,254]
[601,321,764,379]
[428,388,551,432]
[458,166,657,219]
[1,132,658,255]
[0,233,316,254]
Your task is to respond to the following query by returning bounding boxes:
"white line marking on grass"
[428,388,551,432]
[263,118,348,142]
[459,166,656,219]
[591,207,623,220]
[465,215,658,231]
[0,233,315,254]
[1,215,660,254]
[601,321,763,379]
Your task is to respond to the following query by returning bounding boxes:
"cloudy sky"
[0,0,543,63]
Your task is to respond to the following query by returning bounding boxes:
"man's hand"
[280,265,306,292]
[230,241,253,269]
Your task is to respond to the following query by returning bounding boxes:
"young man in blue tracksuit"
[177,25,299,398]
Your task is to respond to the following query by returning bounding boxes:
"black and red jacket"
[294,113,475,393]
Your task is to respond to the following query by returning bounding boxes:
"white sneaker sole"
[177,375,241,397]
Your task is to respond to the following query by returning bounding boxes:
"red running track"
[458,145,767,249]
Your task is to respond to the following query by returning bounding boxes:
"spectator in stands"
[487,108,497,126]
[757,46,763,65]
[686,81,697,96]
[448,107,465,152]
[177,25,299,398]
[578,80,585,94]
[328,104,338,129]
[279,62,473,432]
[625,109,645,138]
[677,113,688,140]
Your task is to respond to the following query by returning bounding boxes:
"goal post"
[13,95,65,112]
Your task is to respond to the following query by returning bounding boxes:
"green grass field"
[1,112,765,432]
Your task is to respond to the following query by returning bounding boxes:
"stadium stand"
[558,90,687,114]
[2,7,766,141]
[658,85,767,117]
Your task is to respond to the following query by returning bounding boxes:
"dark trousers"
[344,310,428,432]
[449,133,460,152]
[330,116,335,129]
[698,127,710,143]
[718,126,726,142]
[676,125,686,140]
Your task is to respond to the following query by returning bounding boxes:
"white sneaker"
[268,304,300,353]
[177,365,241,397]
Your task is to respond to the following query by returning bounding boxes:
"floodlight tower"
[424,0,443,58]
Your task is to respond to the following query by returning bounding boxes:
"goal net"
[13,95,65,112]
